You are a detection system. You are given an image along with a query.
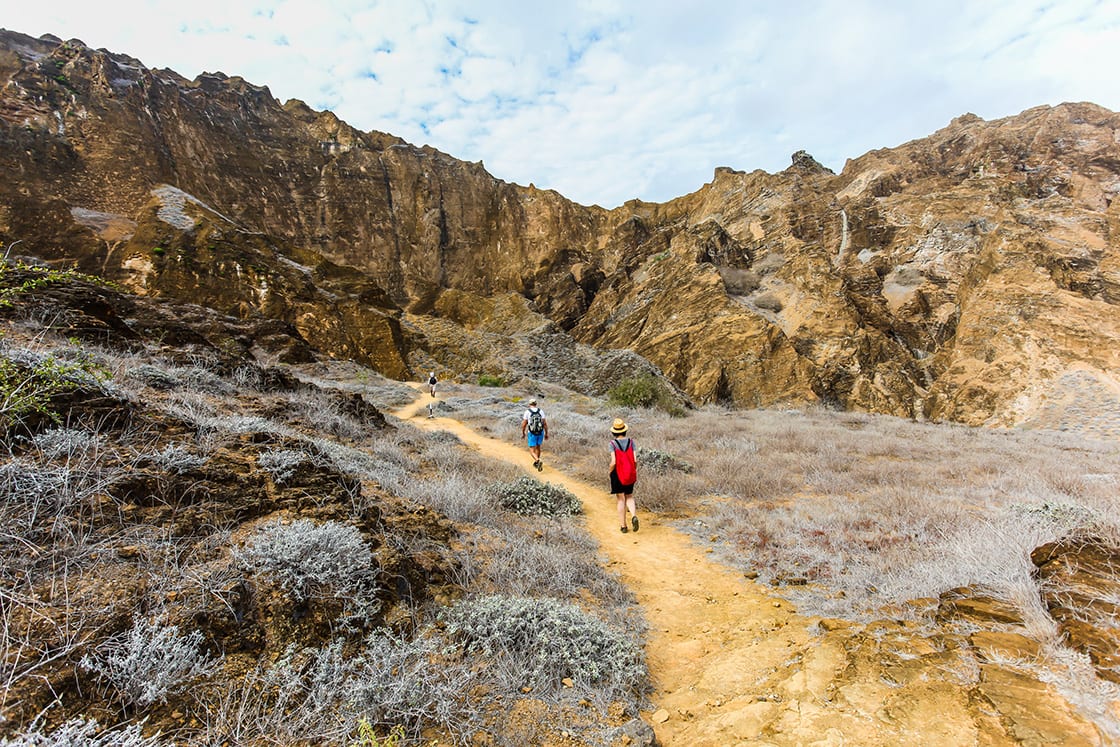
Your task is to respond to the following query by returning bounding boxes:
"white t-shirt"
[522,406,544,427]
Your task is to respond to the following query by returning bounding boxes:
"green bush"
[0,349,110,430]
[0,261,107,309]
[489,476,581,516]
[608,375,660,408]
[443,594,646,691]
[349,721,404,747]
[477,374,506,387]
[608,374,684,415]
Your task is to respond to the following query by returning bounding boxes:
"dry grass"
[467,390,1120,625]
[0,334,645,744]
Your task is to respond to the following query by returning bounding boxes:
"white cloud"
[5,0,1119,207]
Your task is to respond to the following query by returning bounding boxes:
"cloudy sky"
[7,1,1119,207]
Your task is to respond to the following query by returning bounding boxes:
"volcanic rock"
[2,29,1119,425]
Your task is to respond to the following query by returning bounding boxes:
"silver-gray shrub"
[236,519,380,623]
[489,476,581,517]
[125,363,180,391]
[443,594,645,694]
[636,445,691,475]
[79,617,216,708]
[0,458,100,534]
[256,448,308,484]
[126,362,229,394]
[0,718,168,747]
[195,642,354,746]
[150,443,208,474]
[30,427,102,460]
[197,634,477,746]
[350,630,479,741]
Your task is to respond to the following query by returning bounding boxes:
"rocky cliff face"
[2,28,1118,426]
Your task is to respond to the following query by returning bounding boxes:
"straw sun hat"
[610,418,628,435]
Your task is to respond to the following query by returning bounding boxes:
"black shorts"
[610,472,634,495]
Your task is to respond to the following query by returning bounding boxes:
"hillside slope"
[1,29,1118,425]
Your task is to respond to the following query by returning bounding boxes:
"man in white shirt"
[520,399,549,471]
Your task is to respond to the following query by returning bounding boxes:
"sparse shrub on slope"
[196,641,358,746]
[125,364,180,391]
[607,374,684,416]
[607,375,660,409]
[350,630,479,741]
[0,454,116,537]
[79,617,216,708]
[0,718,167,747]
[125,362,230,394]
[256,448,308,484]
[443,594,645,695]
[0,346,110,430]
[30,427,103,459]
[636,445,691,475]
[150,443,208,474]
[489,475,581,516]
[236,518,381,627]
[197,633,478,746]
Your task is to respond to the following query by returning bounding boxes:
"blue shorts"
[527,432,544,448]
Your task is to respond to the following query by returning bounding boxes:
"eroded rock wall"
[2,29,1119,425]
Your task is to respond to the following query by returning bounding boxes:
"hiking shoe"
[631,516,639,532]
[620,526,628,533]
[536,460,544,472]
[533,459,541,470]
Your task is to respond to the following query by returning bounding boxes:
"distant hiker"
[427,371,438,397]
[609,418,639,533]
[520,398,549,471]
[427,402,435,419]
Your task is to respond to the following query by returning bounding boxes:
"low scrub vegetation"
[489,475,581,516]
[607,374,682,415]
[443,594,646,697]
[79,617,217,708]
[236,518,382,629]
[477,373,506,387]
[0,270,645,746]
[0,718,164,747]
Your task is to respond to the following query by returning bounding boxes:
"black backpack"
[527,408,544,435]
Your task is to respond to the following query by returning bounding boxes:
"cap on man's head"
[529,398,538,405]
[611,418,628,435]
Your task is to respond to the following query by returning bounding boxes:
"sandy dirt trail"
[392,390,1098,746]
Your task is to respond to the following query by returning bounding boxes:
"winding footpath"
[393,389,1105,746]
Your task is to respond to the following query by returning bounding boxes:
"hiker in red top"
[608,418,639,533]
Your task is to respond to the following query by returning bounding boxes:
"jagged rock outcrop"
[1032,538,1120,684]
[2,28,1119,425]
